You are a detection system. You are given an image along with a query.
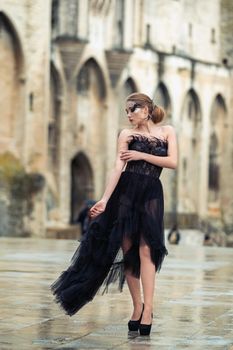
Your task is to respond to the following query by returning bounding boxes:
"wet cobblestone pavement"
[0,237,233,350]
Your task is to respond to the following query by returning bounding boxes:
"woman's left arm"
[120,125,178,169]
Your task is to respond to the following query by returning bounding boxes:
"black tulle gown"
[51,134,169,316]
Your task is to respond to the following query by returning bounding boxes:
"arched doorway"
[208,94,227,217]
[76,58,106,147]
[208,133,219,203]
[70,152,94,223]
[154,82,172,122]
[118,77,137,131]
[154,82,175,225]
[48,64,62,179]
[46,64,63,222]
[0,12,24,153]
[178,89,202,218]
[76,58,107,199]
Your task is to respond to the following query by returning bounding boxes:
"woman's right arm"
[89,129,129,218]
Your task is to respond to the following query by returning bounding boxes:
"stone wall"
[0,153,45,236]
[220,0,233,66]
[0,0,232,244]
[0,0,51,236]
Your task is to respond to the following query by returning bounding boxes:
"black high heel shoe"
[128,303,144,331]
[139,312,153,336]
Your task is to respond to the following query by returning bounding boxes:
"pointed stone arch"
[118,77,138,131]
[76,58,107,201]
[154,82,175,225]
[0,12,25,75]
[208,132,219,202]
[178,89,202,222]
[51,0,60,39]
[70,152,94,223]
[154,82,172,121]
[48,63,63,177]
[215,93,227,110]
[182,88,202,122]
[124,77,138,93]
[76,58,107,142]
[210,94,227,122]
[208,93,228,217]
[51,62,64,96]
[0,12,25,154]
[77,58,107,100]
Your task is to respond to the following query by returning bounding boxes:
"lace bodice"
[124,134,168,178]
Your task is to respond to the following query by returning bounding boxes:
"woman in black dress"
[51,92,178,336]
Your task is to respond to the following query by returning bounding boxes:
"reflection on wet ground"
[0,237,232,349]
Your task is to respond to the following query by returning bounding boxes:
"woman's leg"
[122,236,143,320]
[139,239,156,324]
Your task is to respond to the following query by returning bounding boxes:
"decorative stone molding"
[105,49,132,87]
[56,38,87,80]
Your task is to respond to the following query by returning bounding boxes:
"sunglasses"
[125,103,142,114]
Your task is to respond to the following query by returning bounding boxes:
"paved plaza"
[0,237,233,350]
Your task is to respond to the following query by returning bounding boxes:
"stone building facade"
[0,0,232,244]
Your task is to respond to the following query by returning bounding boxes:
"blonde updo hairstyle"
[126,92,165,124]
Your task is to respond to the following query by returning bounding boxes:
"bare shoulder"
[117,129,132,151]
[118,128,132,140]
[161,125,176,138]
[162,124,176,133]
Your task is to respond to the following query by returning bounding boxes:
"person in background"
[74,199,96,236]
[167,224,181,245]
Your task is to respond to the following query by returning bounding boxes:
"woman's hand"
[120,150,143,162]
[89,199,107,218]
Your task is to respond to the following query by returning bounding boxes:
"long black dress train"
[51,134,169,316]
